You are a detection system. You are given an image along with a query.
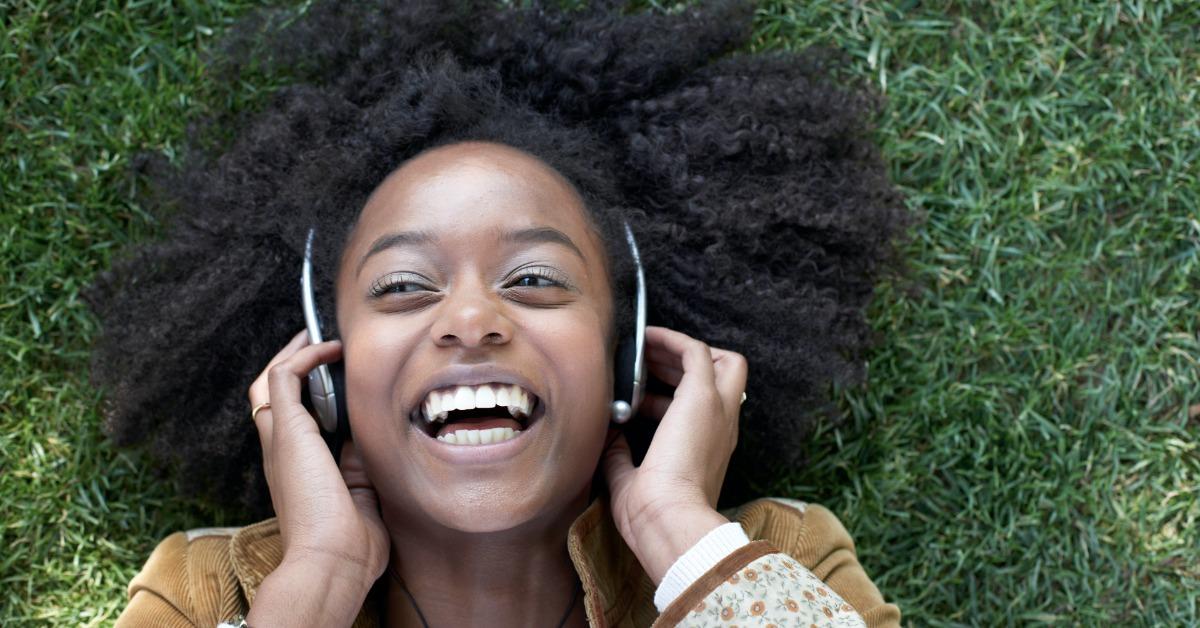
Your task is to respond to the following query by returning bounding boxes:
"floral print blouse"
[675,551,866,627]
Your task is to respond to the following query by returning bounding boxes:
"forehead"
[345,142,598,257]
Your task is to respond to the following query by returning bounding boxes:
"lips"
[410,382,541,445]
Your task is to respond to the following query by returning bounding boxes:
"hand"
[602,326,748,584]
[245,330,389,626]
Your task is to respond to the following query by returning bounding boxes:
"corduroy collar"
[225,498,658,627]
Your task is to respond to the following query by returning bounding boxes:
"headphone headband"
[610,222,646,423]
[301,229,340,433]
[301,222,647,430]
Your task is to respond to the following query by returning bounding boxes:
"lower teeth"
[436,427,521,445]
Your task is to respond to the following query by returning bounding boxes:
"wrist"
[654,522,751,611]
[631,506,729,584]
[247,556,375,627]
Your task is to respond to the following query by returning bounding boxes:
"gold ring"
[251,402,272,421]
[740,392,747,405]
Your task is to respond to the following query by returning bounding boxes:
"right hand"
[246,330,389,625]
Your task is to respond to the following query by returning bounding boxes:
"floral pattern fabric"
[679,552,866,627]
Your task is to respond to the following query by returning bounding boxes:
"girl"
[91,2,908,625]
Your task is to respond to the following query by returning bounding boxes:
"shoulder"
[117,521,281,628]
[722,498,901,627]
[726,497,856,563]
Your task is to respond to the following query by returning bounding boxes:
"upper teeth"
[421,384,534,423]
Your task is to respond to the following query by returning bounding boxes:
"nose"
[430,283,514,349]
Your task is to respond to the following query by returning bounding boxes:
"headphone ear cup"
[612,337,636,423]
[619,373,669,467]
[326,361,349,462]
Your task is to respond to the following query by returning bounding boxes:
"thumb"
[339,439,380,516]
[601,432,636,496]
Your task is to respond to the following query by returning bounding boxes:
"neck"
[383,493,590,628]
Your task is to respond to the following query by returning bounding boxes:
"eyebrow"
[356,230,435,277]
[355,226,586,277]
[502,227,587,264]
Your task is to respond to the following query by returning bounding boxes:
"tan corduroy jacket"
[116,497,900,627]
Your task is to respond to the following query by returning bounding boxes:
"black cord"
[397,575,433,628]
[391,567,581,628]
[552,582,582,628]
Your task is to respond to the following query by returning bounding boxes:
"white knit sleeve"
[653,522,751,612]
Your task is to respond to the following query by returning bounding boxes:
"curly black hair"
[87,0,908,518]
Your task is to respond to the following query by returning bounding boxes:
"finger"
[645,326,716,386]
[600,433,636,497]
[643,343,695,377]
[250,330,314,458]
[644,327,718,427]
[263,340,343,528]
[266,339,343,443]
[340,440,381,517]
[635,392,673,421]
[249,329,312,409]
[710,348,749,417]
[252,404,275,473]
[645,356,684,388]
[644,345,682,372]
[281,327,311,354]
[339,439,371,489]
[639,330,727,469]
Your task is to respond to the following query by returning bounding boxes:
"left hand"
[602,325,748,584]
[245,331,389,626]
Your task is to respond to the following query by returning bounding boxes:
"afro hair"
[87,0,909,518]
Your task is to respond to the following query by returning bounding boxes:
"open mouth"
[410,383,542,445]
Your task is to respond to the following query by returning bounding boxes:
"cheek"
[342,317,424,423]
[528,309,613,427]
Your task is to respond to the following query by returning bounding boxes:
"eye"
[503,267,571,290]
[511,274,559,288]
[369,272,436,298]
[377,282,424,294]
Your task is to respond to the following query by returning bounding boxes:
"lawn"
[3,0,1197,625]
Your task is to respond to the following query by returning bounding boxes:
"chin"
[419,476,586,535]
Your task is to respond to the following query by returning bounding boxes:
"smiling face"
[335,142,615,535]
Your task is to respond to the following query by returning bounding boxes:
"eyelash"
[368,272,434,298]
[504,267,572,290]
[367,267,571,298]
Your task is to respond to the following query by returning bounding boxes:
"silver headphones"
[609,222,646,423]
[302,223,647,434]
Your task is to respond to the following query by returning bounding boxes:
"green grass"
[2,0,1197,625]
